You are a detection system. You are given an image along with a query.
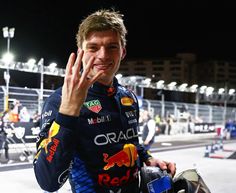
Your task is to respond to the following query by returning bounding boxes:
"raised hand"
[59,50,104,116]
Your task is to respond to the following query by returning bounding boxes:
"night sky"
[0,1,235,87]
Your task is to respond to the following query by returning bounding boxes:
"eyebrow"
[86,42,120,47]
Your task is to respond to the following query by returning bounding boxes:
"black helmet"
[173,169,211,193]
[140,167,211,193]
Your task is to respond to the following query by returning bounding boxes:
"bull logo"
[39,121,60,154]
[103,144,138,170]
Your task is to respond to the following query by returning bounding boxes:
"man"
[141,110,156,151]
[0,110,9,162]
[33,9,176,193]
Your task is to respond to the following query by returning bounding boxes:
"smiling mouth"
[94,63,112,70]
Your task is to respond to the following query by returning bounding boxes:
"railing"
[0,85,235,125]
[142,99,235,125]
[0,85,54,115]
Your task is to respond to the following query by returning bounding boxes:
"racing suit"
[33,78,152,193]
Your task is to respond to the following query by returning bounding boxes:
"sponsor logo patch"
[103,144,138,170]
[87,115,111,124]
[94,128,139,146]
[128,119,137,124]
[125,110,137,118]
[42,110,52,119]
[121,97,134,106]
[39,121,60,154]
[98,170,131,187]
[84,100,102,113]
[46,138,60,163]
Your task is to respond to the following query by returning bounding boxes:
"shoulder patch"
[121,97,134,106]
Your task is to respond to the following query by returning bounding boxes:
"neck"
[98,79,113,87]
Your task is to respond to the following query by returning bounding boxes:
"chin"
[99,76,113,85]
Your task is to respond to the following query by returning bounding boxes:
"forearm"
[34,113,77,192]
[136,142,152,163]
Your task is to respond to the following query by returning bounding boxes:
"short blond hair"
[76,9,127,48]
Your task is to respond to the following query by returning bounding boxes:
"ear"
[121,47,126,60]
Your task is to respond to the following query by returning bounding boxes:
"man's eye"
[108,45,119,49]
[88,47,97,51]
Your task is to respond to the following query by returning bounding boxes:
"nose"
[97,47,109,60]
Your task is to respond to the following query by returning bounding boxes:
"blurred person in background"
[9,100,21,122]
[19,106,31,122]
[167,114,174,135]
[141,110,156,151]
[32,110,41,127]
[154,113,161,135]
[0,110,9,162]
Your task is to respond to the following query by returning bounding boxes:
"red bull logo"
[98,169,131,187]
[46,138,60,162]
[39,121,60,154]
[103,144,138,170]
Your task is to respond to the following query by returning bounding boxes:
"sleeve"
[136,143,152,163]
[33,93,78,192]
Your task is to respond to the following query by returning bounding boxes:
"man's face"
[81,30,126,85]
[142,110,149,120]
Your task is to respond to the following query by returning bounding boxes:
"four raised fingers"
[79,56,95,85]
[72,50,84,82]
[65,53,76,76]
[65,51,104,90]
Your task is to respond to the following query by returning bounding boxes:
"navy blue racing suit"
[33,78,152,193]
